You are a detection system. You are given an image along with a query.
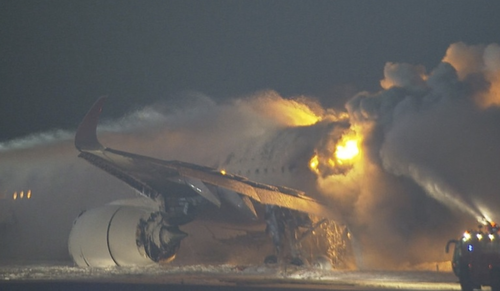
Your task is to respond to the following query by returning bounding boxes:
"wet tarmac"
[0,262,461,291]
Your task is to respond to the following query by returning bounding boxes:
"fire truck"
[446,222,500,291]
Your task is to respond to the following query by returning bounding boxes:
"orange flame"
[309,131,361,176]
[309,154,320,174]
[335,138,359,163]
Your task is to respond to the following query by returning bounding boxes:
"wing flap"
[177,166,261,202]
[183,177,221,207]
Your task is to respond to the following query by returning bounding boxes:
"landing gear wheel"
[290,257,305,266]
[311,255,333,270]
[264,255,278,264]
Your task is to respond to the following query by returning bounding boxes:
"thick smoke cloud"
[1,42,499,271]
[332,42,500,268]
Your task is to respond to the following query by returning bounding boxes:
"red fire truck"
[446,222,500,291]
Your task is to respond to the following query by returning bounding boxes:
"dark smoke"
[335,42,500,269]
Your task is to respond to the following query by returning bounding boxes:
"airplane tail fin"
[75,96,107,151]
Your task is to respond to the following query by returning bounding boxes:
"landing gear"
[311,255,333,270]
[264,205,322,267]
[290,257,305,266]
[264,255,278,264]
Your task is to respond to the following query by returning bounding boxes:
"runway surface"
[0,262,461,291]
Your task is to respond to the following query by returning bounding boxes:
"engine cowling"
[68,201,186,267]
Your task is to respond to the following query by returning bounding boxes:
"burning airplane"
[67,96,356,268]
[0,42,499,271]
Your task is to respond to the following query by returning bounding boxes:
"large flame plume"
[309,130,361,176]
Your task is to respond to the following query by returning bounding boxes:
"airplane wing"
[75,97,336,219]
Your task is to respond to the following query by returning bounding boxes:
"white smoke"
[0,130,73,152]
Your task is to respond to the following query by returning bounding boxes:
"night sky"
[1,0,500,141]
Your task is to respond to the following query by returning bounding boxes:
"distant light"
[489,234,495,240]
[220,170,226,175]
[477,234,483,240]
[11,190,32,200]
[463,232,471,241]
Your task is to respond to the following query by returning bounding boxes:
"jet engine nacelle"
[68,201,186,267]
